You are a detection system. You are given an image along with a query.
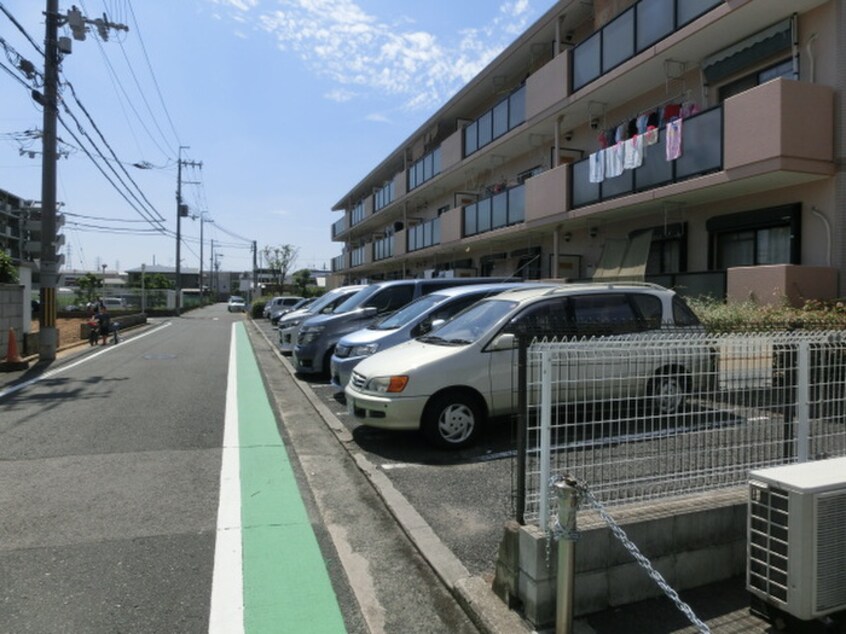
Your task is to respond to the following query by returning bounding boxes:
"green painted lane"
[234,324,346,633]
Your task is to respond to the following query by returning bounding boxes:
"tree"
[262,244,299,290]
[144,273,175,290]
[75,272,103,304]
[291,268,313,296]
[0,251,18,283]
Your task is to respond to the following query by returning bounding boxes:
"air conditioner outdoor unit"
[747,456,846,623]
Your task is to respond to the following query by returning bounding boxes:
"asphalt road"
[0,305,480,633]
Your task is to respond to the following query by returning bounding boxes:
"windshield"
[371,294,445,330]
[418,299,516,345]
[331,285,380,314]
[304,288,356,314]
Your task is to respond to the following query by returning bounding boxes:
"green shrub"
[687,296,846,332]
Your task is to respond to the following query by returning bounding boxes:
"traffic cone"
[1,327,29,372]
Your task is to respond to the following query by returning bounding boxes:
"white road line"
[0,322,171,401]
[208,324,244,634]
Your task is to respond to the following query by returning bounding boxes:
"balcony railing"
[463,183,525,238]
[407,217,440,253]
[571,0,723,92]
[407,147,442,192]
[351,200,366,227]
[331,253,345,273]
[373,235,394,261]
[350,245,366,268]
[332,215,347,238]
[374,181,395,212]
[571,105,723,208]
[463,85,526,157]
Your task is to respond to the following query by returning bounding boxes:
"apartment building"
[330,0,844,305]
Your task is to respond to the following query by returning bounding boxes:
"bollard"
[554,478,579,634]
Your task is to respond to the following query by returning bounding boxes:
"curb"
[248,319,533,634]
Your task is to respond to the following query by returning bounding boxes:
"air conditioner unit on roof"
[747,456,846,623]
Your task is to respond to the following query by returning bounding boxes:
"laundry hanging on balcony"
[589,150,605,183]
[666,118,683,161]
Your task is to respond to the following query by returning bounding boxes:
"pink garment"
[666,119,683,161]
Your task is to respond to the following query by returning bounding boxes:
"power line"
[125,0,181,148]
[0,2,44,56]
[60,79,167,225]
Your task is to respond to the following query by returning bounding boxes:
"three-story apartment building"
[330,0,843,304]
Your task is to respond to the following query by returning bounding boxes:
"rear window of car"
[672,296,701,327]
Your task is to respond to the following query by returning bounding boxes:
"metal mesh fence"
[521,328,846,527]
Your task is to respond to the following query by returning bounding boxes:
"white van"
[345,283,706,449]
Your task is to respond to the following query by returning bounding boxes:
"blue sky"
[1,0,556,274]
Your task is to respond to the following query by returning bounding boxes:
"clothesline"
[588,117,685,184]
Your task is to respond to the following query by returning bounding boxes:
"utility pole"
[38,0,60,360]
[209,239,215,298]
[252,240,257,304]
[38,1,126,360]
[175,147,201,315]
[198,213,205,299]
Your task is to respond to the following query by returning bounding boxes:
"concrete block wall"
[0,284,24,359]
[498,489,748,629]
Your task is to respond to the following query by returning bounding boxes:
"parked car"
[293,277,511,376]
[100,297,127,309]
[264,296,305,322]
[330,282,553,392]
[227,296,246,312]
[345,283,706,449]
[278,285,368,354]
[271,297,312,324]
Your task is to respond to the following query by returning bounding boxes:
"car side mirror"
[490,332,516,351]
[362,306,378,318]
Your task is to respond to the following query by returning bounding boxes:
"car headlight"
[364,375,408,394]
[352,343,379,357]
[299,325,325,344]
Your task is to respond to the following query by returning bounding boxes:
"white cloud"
[210,0,550,110]
[365,112,391,123]
[324,88,357,102]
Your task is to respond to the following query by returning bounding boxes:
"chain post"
[553,477,579,634]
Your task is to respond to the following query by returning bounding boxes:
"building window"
[707,204,800,270]
[718,57,793,102]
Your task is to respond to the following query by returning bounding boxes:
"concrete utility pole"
[252,240,257,304]
[175,147,201,315]
[38,0,127,360]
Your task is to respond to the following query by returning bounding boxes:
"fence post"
[796,341,810,462]
[554,478,578,634]
[516,335,528,524]
[539,349,553,531]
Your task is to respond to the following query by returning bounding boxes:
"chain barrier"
[548,475,711,634]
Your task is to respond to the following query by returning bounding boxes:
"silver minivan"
[346,283,706,449]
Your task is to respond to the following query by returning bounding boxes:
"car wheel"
[647,371,687,415]
[422,391,484,449]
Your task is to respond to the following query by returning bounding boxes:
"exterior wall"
[440,127,463,172]
[499,492,746,628]
[525,163,569,223]
[723,79,834,171]
[525,50,570,121]
[727,265,838,306]
[0,284,25,360]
